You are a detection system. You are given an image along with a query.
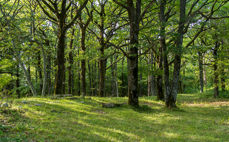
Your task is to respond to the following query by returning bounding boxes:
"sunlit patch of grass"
[1,93,229,142]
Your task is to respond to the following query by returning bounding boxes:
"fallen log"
[101,103,125,108]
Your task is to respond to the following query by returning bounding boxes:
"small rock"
[35,104,42,106]
[80,101,85,104]
[51,110,58,113]
[101,103,124,108]
[21,101,28,104]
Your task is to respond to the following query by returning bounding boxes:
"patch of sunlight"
[143,113,180,124]
[188,134,219,141]
[92,131,119,142]
[185,101,229,107]
[78,120,139,139]
[22,98,98,116]
[178,93,195,97]
[23,107,47,118]
[163,132,179,138]
[143,116,158,121]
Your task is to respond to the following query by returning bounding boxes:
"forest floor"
[1,92,229,142]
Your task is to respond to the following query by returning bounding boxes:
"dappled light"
[1,94,229,141]
[1,0,229,141]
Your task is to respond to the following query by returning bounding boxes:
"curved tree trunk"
[12,40,37,96]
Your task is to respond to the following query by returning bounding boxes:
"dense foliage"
[0,0,229,107]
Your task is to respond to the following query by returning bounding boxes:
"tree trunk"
[46,50,51,95]
[16,63,20,98]
[157,52,164,100]
[93,62,97,96]
[139,54,142,97]
[81,29,86,97]
[12,40,37,96]
[113,54,119,97]
[111,55,115,96]
[99,57,106,97]
[158,11,164,99]
[78,48,81,95]
[28,57,31,80]
[98,3,107,97]
[63,61,66,94]
[68,29,75,94]
[88,60,92,95]
[221,68,226,92]
[159,0,168,101]
[126,1,141,107]
[213,41,219,98]
[41,46,47,96]
[37,50,43,93]
[203,55,207,85]
[54,28,67,95]
[198,52,204,93]
[121,57,125,96]
[148,52,156,96]
[220,43,225,92]
[165,0,186,108]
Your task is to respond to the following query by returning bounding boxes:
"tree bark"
[126,0,141,107]
[148,52,156,96]
[213,41,219,98]
[80,28,87,97]
[88,60,92,95]
[157,4,165,99]
[203,56,207,85]
[157,47,164,100]
[41,46,47,96]
[198,52,204,93]
[165,0,186,108]
[221,68,226,92]
[54,28,67,95]
[46,50,52,95]
[16,63,20,98]
[99,57,107,97]
[98,3,107,97]
[37,50,43,93]
[121,57,125,96]
[68,28,75,94]
[220,43,225,92]
[114,55,119,97]
[159,0,167,101]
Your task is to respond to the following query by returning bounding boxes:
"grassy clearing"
[1,93,229,142]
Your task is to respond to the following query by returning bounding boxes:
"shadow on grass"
[133,105,155,113]
[2,95,229,142]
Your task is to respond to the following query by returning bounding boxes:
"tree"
[113,0,154,107]
[78,3,93,97]
[36,0,88,95]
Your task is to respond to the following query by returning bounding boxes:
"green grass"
[1,93,229,142]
